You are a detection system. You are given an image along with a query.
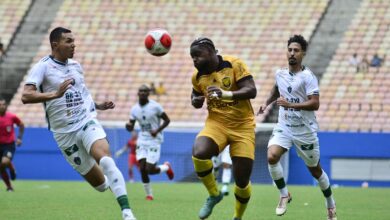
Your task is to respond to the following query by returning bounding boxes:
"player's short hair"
[288,35,308,51]
[49,27,71,45]
[0,96,5,102]
[139,84,150,91]
[191,37,216,51]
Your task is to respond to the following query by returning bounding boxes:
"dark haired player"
[190,37,257,220]
[258,35,337,220]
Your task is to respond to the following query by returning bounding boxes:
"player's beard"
[288,58,297,65]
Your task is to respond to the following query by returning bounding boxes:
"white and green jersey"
[275,66,319,135]
[25,55,95,133]
[130,100,164,145]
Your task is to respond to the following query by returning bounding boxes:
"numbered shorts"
[53,119,107,175]
[198,119,255,160]
[0,142,16,160]
[136,140,161,164]
[268,130,320,167]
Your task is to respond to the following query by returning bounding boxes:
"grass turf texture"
[1,181,389,220]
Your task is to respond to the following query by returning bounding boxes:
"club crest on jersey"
[287,86,292,93]
[222,76,231,89]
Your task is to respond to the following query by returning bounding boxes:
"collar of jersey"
[289,65,306,76]
[49,55,68,66]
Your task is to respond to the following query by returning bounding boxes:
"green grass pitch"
[1,181,390,219]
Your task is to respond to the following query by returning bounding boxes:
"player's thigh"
[80,119,109,161]
[268,130,292,160]
[228,127,255,160]
[195,121,228,158]
[83,163,106,187]
[136,143,148,161]
[54,131,95,176]
[292,133,320,167]
[0,143,15,162]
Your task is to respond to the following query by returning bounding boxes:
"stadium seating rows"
[317,0,390,132]
[8,0,330,127]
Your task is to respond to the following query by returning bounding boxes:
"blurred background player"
[125,84,174,201]
[0,96,24,191]
[257,35,337,220]
[212,145,232,196]
[115,131,139,183]
[190,37,257,220]
[21,27,136,220]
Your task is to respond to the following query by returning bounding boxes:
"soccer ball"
[144,29,172,56]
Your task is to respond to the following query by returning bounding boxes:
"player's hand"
[150,129,158,137]
[257,104,268,115]
[96,101,115,110]
[207,86,222,100]
[276,96,291,108]
[125,122,134,132]
[114,151,121,158]
[55,78,74,98]
[16,138,22,146]
[191,95,205,108]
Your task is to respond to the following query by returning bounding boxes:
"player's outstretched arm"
[21,79,73,104]
[16,120,24,146]
[257,84,279,115]
[191,89,205,109]
[95,101,115,110]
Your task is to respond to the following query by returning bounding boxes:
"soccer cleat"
[164,161,174,180]
[9,170,16,181]
[6,187,14,192]
[232,218,241,220]
[275,192,292,216]
[327,207,337,220]
[145,195,154,201]
[122,209,137,220]
[198,192,223,219]
[221,184,229,196]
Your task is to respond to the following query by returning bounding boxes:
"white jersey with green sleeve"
[25,55,95,133]
[275,66,319,135]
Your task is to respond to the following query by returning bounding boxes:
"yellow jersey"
[191,55,255,128]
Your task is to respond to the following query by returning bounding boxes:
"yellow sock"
[234,182,252,218]
[192,156,219,196]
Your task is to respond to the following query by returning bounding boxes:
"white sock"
[143,183,153,196]
[99,156,127,198]
[268,162,288,197]
[222,168,232,184]
[158,164,169,173]
[94,175,109,192]
[317,170,335,208]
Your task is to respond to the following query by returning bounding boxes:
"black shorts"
[0,142,16,160]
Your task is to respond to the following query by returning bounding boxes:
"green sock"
[117,195,130,210]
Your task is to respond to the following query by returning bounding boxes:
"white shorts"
[268,129,320,167]
[53,119,107,175]
[136,140,161,164]
[220,145,232,165]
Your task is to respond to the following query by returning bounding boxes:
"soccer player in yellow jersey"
[190,38,257,220]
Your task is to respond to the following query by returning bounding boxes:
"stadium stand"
[0,0,31,54]
[8,0,330,127]
[317,0,390,132]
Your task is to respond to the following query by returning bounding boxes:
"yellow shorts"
[197,119,255,160]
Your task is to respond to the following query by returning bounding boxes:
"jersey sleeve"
[156,102,164,116]
[11,113,22,125]
[233,58,251,82]
[305,73,320,96]
[129,107,136,121]
[25,62,46,88]
[191,71,202,93]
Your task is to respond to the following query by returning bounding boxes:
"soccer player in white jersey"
[21,27,136,220]
[125,85,174,201]
[257,35,336,220]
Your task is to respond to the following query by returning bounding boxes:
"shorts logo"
[222,76,232,89]
[300,144,314,151]
[73,157,81,165]
[64,144,79,156]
